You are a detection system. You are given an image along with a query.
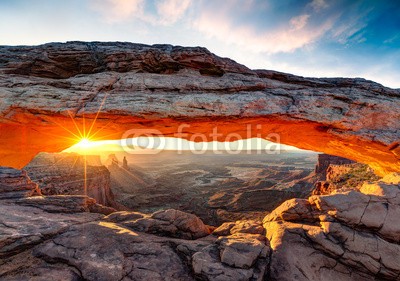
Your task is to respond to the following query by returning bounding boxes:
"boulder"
[218,233,269,269]
[192,244,267,281]
[0,200,102,259]
[213,220,265,236]
[120,209,210,239]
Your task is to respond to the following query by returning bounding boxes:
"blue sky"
[0,0,399,88]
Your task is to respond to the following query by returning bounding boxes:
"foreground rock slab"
[0,200,103,259]
[0,166,271,281]
[1,203,270,281]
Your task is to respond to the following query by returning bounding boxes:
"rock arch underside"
[2,42,400,281]
[1,42,399,176]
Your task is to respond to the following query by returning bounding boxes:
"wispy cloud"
[329,5,373,44]
[384,33,400,44]
[156,0,192,25]
[193,12,334,54]
[89,0,145,23]
[331,19,368,44]
[89,0,192,25]
[290,14,310,30]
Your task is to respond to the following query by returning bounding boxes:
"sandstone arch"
[0,42,399,175]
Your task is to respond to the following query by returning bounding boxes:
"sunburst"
[44,91,113,197]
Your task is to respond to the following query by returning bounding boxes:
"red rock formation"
[315,153,355,180]
[313,162,381,195]
[0,42,399,175]
[24,152,119,208]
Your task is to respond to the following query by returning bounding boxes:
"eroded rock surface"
[264,178,400,280]
[0,167,40,199]
[0,42,399,175]
[0,199,103,260]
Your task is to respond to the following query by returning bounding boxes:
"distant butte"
[0,42,399,175]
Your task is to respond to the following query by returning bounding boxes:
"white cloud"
[89,0,146,23]
[310,0,329,11]
[156,0,192,25]
[290,14,310,30]
[193,13,334,54]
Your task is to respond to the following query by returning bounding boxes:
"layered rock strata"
[0,42,399,175]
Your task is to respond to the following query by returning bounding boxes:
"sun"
[70,138,97,154]
[77,138,92,149]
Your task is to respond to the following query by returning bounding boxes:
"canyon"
[0,42,400,280]
[23,150,318,225]
[1,159,400,280]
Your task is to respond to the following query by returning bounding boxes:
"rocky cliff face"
[24,152,118,208]
[315,153,355,180]
[313,160,381,195]
[0,42,399,175]
[0,167,40,199]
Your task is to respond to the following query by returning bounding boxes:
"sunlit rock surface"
[105,209,211,240]
[264,179,400,280]
[0,42,399,175]
[312,156,381,195]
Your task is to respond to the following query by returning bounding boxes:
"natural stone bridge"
[0,42,399,175]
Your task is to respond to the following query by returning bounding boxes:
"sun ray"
[82,108,86,139]
[67,155,81,177]
[48,117,82,140]
[83,153,87,196]
[89,120,118,139]
[87,92,109,139]
[118,165,150,187]
[67,110,84,139]
[43,90,116,199]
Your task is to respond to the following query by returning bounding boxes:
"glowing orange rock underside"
[0,112,398,177]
